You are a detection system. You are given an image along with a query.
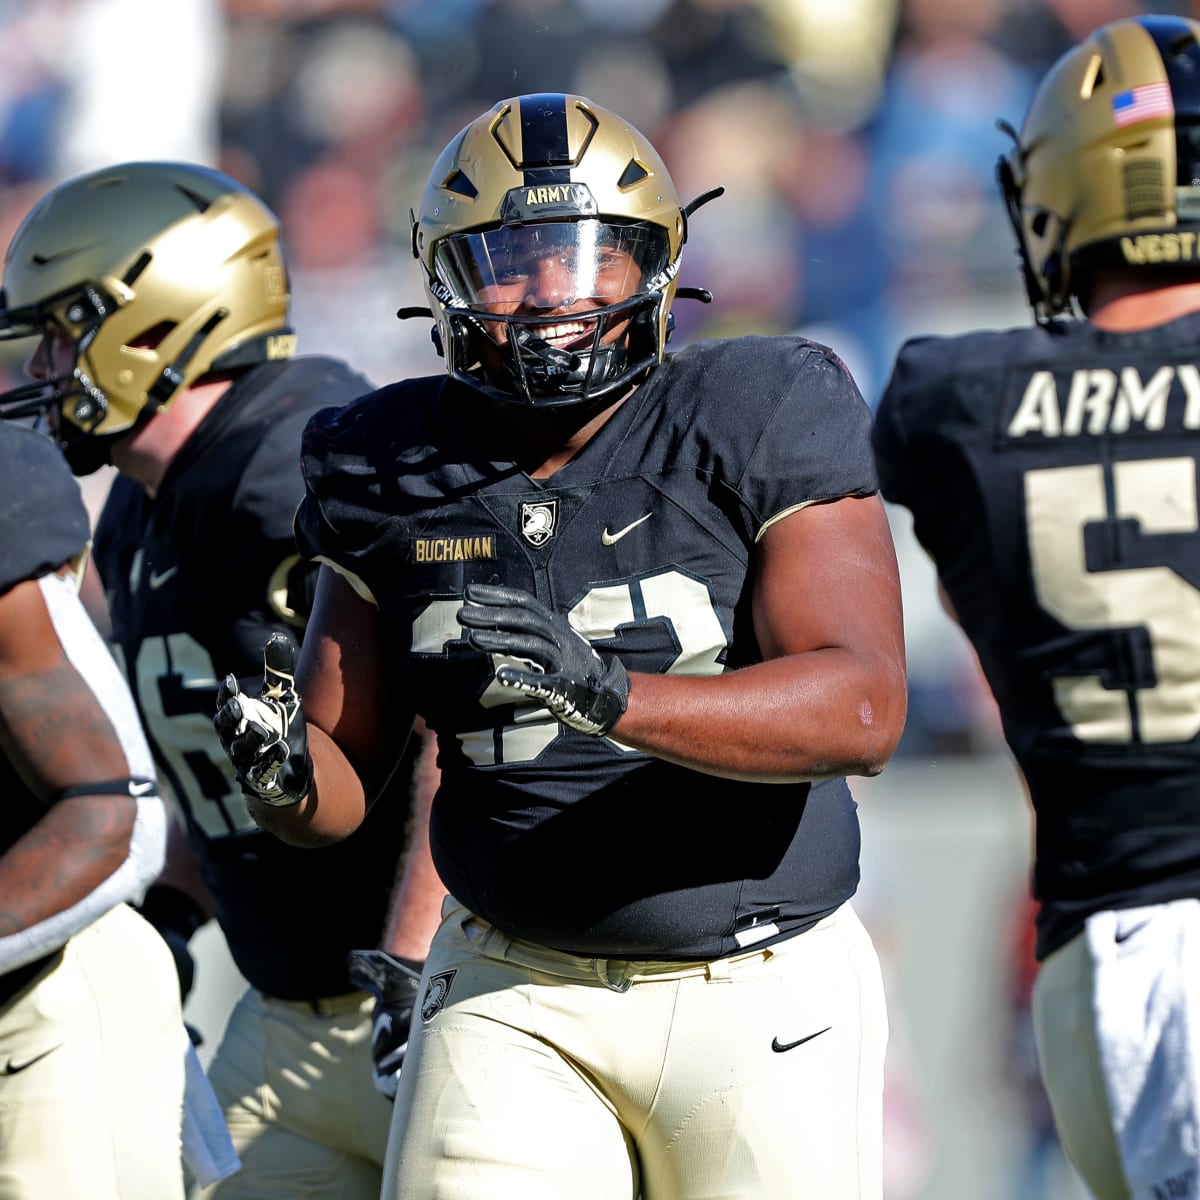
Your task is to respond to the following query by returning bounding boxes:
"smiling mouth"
[536,319,594,349]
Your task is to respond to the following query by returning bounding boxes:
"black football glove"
[346,949,424,1101]
[213,634,313,807]
[457,583,629,737]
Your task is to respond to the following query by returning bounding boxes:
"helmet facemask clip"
[995,121,1056,322]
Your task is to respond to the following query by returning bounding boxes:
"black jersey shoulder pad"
[0,423,89,594]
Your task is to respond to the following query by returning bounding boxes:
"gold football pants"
[192,987,391,1200]
[0,904,186,1199]
[385,898,888,1199]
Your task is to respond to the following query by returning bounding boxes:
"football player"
[215,93,907,1199]
[873,16,1200,1200]
[0,162,445,1200]
[0,418,187,1198]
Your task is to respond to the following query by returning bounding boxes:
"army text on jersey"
[874,311,1200,959]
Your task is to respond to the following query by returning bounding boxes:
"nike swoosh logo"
[601,513,652,546]
[31,249,79,266]
[771,1026,831,1053]
[148,566,178,590]
[1115,921,1150,944]
[3,1045,61,1075]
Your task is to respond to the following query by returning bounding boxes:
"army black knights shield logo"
[520,499,558,547]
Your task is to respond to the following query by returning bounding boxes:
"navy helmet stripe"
[1139,17,1200,189]
[519,94,572,185]
[1141,18,1200,127]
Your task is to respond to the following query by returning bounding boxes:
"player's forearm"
[381,723,446,959]
[0,793,166,971]
[615,649,906,783]
[246,722,369,846]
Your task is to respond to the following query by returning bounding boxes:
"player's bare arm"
[609,492,906,782]
[458,491,906,783]
[239,567,415,846]
[378,718,445,958]
[0,573,142,933]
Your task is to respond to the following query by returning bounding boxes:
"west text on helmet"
[1006,366,1200,437]
[1119,233,1200,265]
[267,333,297,360]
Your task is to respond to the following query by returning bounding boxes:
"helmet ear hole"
[129,321,174,351]
[1044,252,1064,293]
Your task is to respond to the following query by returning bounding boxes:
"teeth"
[540,322,587,344]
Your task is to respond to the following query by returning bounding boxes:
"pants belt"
[466,917,782,994]
[259,989,371,1017]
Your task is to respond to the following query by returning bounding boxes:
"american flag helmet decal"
[1112,82,1174,127]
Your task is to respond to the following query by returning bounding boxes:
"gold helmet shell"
[0,161,293,471]
[411,93,690,407]
[999,15,1200,320]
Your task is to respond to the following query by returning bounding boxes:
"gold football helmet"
[0,161,293,473]
[408,92,716,408]
[999,15,1200,320]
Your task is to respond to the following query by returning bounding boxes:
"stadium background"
[2,1,1186,1195]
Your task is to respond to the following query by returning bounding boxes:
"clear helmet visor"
[434,218,671,314]
[431,219,673,408]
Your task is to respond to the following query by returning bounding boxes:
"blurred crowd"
[0,0,1186,760]
[2,5,1160,1195]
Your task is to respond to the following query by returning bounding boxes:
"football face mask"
[0,283,122,469]
[432,218,672,408]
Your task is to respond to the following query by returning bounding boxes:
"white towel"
[181,1032,241,1188]
[1087,899,1200,1200]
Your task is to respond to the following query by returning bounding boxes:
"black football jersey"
[874,311,1200,959]
[92,357,417,1000]
[297,335,877,960]
[0,423,91,855]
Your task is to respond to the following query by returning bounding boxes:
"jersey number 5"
[1025,456,1200,744]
